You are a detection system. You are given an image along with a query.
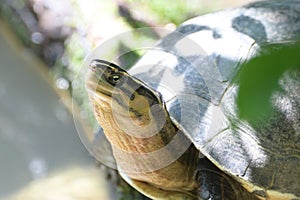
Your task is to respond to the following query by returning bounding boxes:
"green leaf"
[237,42,300,122]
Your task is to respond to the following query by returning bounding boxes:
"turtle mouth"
[86,69,115,103]
[86,74,136,118]
[86,83,112,102]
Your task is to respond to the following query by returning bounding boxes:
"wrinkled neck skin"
[90,94,198,193]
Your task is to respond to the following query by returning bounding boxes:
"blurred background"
[0,0,256,199]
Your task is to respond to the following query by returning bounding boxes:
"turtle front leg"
[195,157,258,200]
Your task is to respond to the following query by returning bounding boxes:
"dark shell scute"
[232,15,267,44]
[173,56,211,101]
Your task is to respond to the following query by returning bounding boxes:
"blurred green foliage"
[123,0,207,25]
[237,42,300,122]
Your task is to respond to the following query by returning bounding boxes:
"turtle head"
[86,59,164,126]
[86,59,128,103]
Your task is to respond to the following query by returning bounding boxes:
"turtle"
[84,0,300,199]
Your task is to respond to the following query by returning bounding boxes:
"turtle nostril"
[91,65,97,72]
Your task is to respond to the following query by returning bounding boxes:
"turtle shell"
[129,0,300,198]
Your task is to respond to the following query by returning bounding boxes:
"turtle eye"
[108,74,122,85]
[130,94,135,100]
